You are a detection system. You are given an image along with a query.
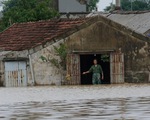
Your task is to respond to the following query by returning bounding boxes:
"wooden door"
[66,54,80,85]
[110,53,124,83]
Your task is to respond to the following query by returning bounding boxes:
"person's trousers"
[92,73,101,85]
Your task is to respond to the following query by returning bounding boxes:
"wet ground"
[0,84,150,120]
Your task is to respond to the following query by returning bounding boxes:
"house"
[0,11,150,87]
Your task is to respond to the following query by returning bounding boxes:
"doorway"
[80,54,110,85]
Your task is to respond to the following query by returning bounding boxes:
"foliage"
[40,56,48,62]
[49,58,60,69]
[0,0,59,31]
[40,43,67,70]
[122,0,150,11]
[101,54,110,62]
[104,0,150,11]
[53,44,67,70]
[104,3,115,12]
[88,0,99,11]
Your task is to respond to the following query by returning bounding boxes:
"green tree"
[88,0,99,11]
[122,0,150,11]
[0,0,58,31]
[104,3,115,12]
[104,0,150,12]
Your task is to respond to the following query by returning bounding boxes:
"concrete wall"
[0,40,65,86]
[30,40,64,86]
[0,39,65,86]
[66,21,150,83]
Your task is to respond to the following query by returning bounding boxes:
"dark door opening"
[80,54,110,85]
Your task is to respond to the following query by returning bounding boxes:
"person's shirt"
[89,64,103,74]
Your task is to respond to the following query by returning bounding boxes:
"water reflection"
[0,97,150,120]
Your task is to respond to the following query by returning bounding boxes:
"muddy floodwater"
[0,84,150,120]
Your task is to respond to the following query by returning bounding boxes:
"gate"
[5,61,27,87]
[66,54,80,85]
[110,53,124,83]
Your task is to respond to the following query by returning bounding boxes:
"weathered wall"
[0,40,65,86]
[0,50,33,86]
[66,21,150,83]
[0,18,150,86]
[66,22,118,51]
[30,39,64,86]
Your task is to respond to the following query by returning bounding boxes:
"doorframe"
[67,51,125,85]
[78,52,112,84]
[78,51,125,84]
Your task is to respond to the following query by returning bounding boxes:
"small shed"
[0,12,150,87]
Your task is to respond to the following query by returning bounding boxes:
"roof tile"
[0,18,87,51]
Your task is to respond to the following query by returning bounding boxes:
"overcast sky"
[97,0,115,11]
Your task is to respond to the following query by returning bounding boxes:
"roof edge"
[0,17,90,34]
[28,15,150,55]
[0,23,16,34]
[28,16,98,54]
[111,10,150,14]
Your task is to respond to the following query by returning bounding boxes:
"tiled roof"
[0,18,87,51]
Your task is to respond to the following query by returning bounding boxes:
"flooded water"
[0,84,150,120]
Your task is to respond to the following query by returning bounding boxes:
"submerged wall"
[0,17,150,86]
[30,40,64,86]
[0,50,33,86]
[66,21,150,83]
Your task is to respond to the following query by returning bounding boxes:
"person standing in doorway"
[83,59,104,85]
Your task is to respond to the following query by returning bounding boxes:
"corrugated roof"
[108,12,150,34]
[87,11,150,35]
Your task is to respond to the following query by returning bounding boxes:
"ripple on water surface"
[0,84,150,119]
[0,97,150,120]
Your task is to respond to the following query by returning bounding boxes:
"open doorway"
[80,54,110,85]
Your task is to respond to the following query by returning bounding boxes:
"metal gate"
[66,54,80,85]
[110,53,124,83]
[5,61,27,87]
